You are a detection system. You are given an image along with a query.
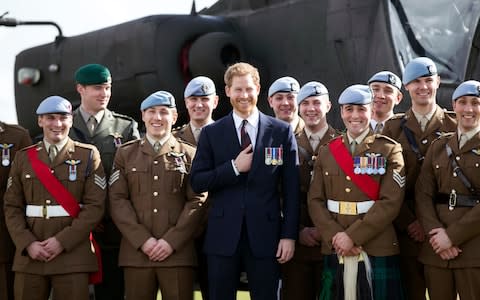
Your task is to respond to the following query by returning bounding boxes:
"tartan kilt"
[319,254,404,300]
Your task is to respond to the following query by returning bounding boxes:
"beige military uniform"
[173,123,197,145]
[109,136,207,299]
[281,125,338,300]
[0,122,31,300]
[308,132,405,256]
[416,132,480,299]
[3,138,105,299]
[382,105,457,299]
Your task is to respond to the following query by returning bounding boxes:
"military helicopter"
[2,0,480,137]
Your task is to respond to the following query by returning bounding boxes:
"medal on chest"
[65,159,81,181]
[112,133,123,148]
[265,147,283,166]
[0,143,13,167]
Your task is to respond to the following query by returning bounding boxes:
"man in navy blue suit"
[190,62,300,300]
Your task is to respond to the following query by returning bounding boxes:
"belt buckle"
[339,201,357,215]
[449,189,457,211]
[42,205,49,219]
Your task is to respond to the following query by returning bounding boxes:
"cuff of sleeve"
[231,160,240,176]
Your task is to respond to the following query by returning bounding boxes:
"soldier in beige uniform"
[281,81,338,300]
[109,91,207,300]
[267,76,304,135]
[368,71,403,134]
[0,121,31,300]
[382,57,457,300]
[173,76,218,300]
[4,96,105,300]
[308,85,405,299]
[416,80,480,300]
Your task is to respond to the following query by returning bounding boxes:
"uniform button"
[476,163,479,167]
[154,161,158,165]
[25,174,31,178]
[172,188,177,193]
[422,139,428,144]
[51,170,55,174]
[325,171,329,176]
[456,156,460,161]
[131,168,136,172]
[346,176,351,181]
[198,202,203,207]
[45,199,51,204]
[453,173,457,177]
[435,165,439,169]
[153,175,158,180]
[153,192,158,196]
[345,188,351,193]
[153,208,158,213]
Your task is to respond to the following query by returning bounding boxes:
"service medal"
[112,133,123,148]
[1,144,13,167]
[65,159,81,181]
[372,157,378,175]
[265,147,272,165]
[378,157,386,175]
[174,157,187,174]
[366,157,373,175]
[360,157,367,174]
[354,156,361,174]
[271,148,277,165]
[277,147,283,165]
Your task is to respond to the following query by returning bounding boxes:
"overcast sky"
[0,0,217,124]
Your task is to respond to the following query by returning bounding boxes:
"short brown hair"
[224,62,260,87]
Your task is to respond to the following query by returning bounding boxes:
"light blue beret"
[452,80,480,101]
[268,76,300,97]
[338,85,372,105]
[36,96,72,115]
[184,76,216,98]
[140,91,176,111]
[297,81,329,105]
[403,57,437,85]
[368,71,402,90]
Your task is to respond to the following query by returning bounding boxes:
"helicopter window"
[389,0,480,84]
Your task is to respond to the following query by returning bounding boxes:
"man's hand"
[276,239,295,264]
[26,241,51,261]
[148,239,174,262]
[438,246,462,260]
[42,237,64,262]
[141,237,158,257]
[429,228,452,253]
[407,220,425,242]
[332,232,355,256]
[234,145,253,173]
[299,227,320,247]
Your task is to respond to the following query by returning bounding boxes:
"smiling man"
[267,76,303,134]
[190,62,299,300]
[69,63,140,300]
[308,85,405,299]
[382,57,457,300]
[415,80,480,299]
[109,91,207,300]
[368,71,403,133]
[4,96,105,300]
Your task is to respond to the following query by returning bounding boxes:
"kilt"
[319,254,404,300]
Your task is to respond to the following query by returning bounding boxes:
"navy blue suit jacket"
[190,111,300,258]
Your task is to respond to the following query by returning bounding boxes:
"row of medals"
[353,156,386,175]
[265,147,283,165]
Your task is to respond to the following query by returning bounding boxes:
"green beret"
[75,64,112,85]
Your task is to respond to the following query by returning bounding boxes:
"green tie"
[153,141,161,153]
[350,141,357,155]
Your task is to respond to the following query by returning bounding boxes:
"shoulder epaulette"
[73,141,98,150]
[172,123,188,133]
[389,113,406,120]
[111,111,136,122]
[431,131,455,145]
[176,137,195,148]
[21,144,38,152]
[375,134,399,144]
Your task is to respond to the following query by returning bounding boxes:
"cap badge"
[388,74,396,85]
[427,65,435,75]
[201,83,209,94]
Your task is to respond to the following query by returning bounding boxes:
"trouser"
[124,266,194,300]
[281,258,322,300]
[0,263,14,300]
[93,247,124,300]
[14,272,89,300]
[399,255,426,300]
[424,265,480,300]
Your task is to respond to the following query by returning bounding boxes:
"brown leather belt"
[436,192,480,208]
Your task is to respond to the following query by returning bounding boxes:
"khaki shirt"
[0,122,31,263]
[308,132,405,256]
[4,139,105,274]
[416,132,480,268]
[109,136,207,267]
